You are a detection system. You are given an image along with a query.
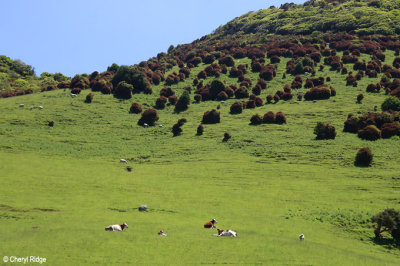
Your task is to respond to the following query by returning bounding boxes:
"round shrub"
[263,111,275,124]
[172,123,182,136]
[194,94,202,103]
[85,93,94,103]
[381,122,400,138]
[218,56,235,67]
[223,132,232,142]
[355,148,373,167]
[202,109,220,124]
[252,85,262,96]
[168,95,178,105]
[156,96,167,109]
[275,112,287,124]
[255,97,263,107]
[130,103,142,114]
[114,81,133,99]
[358,125,381,141]
[304,85,332,100]
[250,114,263,125]
[314,122,336,140]
[197,124,204,135]
[225,87,234,98]
[177,118,187,127]
[246,100,256,109]
[138,108,159,126]
[71,88,82,94]
[357,93,364,103]
[217,91,229,101]
[160,87,175,97]
[234,87,249,99]
[273,94,280,103]
[230,102,243,114]
[210,80,226,99]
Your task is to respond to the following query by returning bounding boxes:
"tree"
[175,90,190,111]
[114,81,132,99]
[167,45,175,53]
[372,209,400,242]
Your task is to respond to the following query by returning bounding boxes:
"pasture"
[0,50,400,265]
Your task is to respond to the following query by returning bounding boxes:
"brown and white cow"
[216,229,237,237]
[105,222,128,231]
[204,219,217,228]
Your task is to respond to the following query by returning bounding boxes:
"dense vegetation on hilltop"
[215,0,400,36]
[0,55,69,98]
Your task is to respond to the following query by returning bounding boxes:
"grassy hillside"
[0,45,400,264]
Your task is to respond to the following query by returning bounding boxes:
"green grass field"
[0,50,399,265]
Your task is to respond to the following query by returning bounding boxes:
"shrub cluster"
[314,122,336,140]
[202,109,220,124]
[85,93,94,103]
[304,85,334,100]
[138,108,159,126]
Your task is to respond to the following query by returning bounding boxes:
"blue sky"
[0,0,303,77]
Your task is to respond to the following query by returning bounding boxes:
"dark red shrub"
[281,93,293,101]
[257,79,267,90]
[230,102,244,114]
[255,97,263,107]
[273,94,280,103]
[217,91,229,101]
[178,118,187,127]
[381,122,400,138]
[197,71,207,79]
[358,125,381,141]
[252,85,262,95]
[160,87,175,98]
[130,103,142,114]
[138,108,159,126]
[168,95,178,105]
[366,83,381,93]
[225,87,234,98]
[197,124,205,135]
[250,114,263,125]
[156,96,167,109]
[194,94,202,103]
[246,100,256,109]
[357,93,364,103]
[304,85,332,100]
[71,88,82,94]
[355,148,373,167]
[218,56,235,67]
[85,93,94,103]
[223,132,232,142]
[275,112,286,124]
[263,111,275,124]
[202,109,220,124]
[234,87,249,99]
[172,123,182,136]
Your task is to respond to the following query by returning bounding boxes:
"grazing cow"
[204,219,217,228]
[19,104,24,107]
[70,93,77,97]
[105,223,128,231]
[299,234,305,241]
[158,230,167,236]
[143,123,149,127]
[216,229,237,237]
[158,124,163,128]
[138,205,148,212]
[39,106,43,110]
[30,106,34,110]
[120,159,128,163]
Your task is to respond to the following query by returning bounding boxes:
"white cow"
[215,229,237,237]
[299,234,305,240]
[105,223,128,231]
[70,93,77,97]
[39,106,43,110]
[19,104,24,107]
[120,159,128,163]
